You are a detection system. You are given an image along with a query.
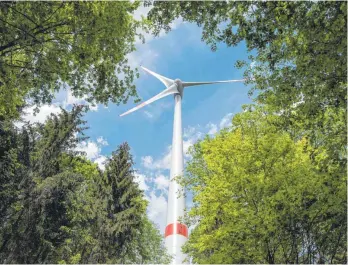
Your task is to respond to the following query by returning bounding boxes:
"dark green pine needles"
[0,106,170,264]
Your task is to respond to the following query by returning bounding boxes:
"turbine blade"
[183,79,245,87]
[119,84,178,117]
[141,66,174,88]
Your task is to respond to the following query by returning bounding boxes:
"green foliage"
[147,4,346,262]
[130,218,172,264]
[91,142,147,263]
[0,107,169,263]
[0,1,143,119]
[181,106,346,264]
[147,1,347,149]
[0,106,91,263]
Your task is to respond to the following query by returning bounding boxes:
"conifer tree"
[102,142,147,263]
[0,108,170,264]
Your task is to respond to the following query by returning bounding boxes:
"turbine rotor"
[119,66,244,117]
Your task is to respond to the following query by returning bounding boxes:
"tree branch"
[41,2,65,25]
[0,20,69,54]
[8,6,40,27]
[4,62,56,74]
[0,17,39,41]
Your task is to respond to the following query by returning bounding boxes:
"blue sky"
[20,8,255,233]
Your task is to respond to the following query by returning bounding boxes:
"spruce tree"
[0,106,90,263]
[0,108,170,263]
[102,142,147,263]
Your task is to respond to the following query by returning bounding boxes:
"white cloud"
[146,191,168,233]
[134,172,149,191]
[53,87,99,112]
[75,141,101,160]
[157,147,172,170]
[94,155,107,171]
[132,171,168,231]
[183,140,193,155]
[18,104,62,127]
[127,48,159,71]
[97,136,108,146]
[141,147,172,170]
[141,155,154,168]
[141,112,236,173]
[64,89,99,112]
[74,136,109,170]
[183,140,194,160]
[154,174,170,191]
[18,90,100,129]
[183,126,203,159]
[219,112,234,129]
[183,126,197,139]
[206,122,218,135]
[65,89,85,106]
[136,18,183,44]
[132,3,152,21]
[141,125,204,171]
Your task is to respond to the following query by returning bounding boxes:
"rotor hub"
[174,79,183,97]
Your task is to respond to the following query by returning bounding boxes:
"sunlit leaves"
[0,1,143,119]
[147,1,347,149]
[182,107,346,264]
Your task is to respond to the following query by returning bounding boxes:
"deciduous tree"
[0,1,144,119]
[181,106,346,264]
[147,1,347,154]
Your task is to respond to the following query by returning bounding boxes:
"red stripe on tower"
[164,222,188,238]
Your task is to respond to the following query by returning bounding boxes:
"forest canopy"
[0,1,346,264]
[181,106,346,263]
[0,1,145,119]
[0,106,170,263]
[146,1,346,263]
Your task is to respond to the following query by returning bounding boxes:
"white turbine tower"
[120,66,244,264]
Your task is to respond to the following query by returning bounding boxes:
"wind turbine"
[120,66,244,264]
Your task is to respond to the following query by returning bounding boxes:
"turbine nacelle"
[174,79,183,97]
[119,66,245,117]
[174,78,182,86]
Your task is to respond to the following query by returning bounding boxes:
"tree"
[181,106,346,264]
[0,1,144,119]
[0,107,170,263]
[98,142,147,263]
[0,106,92,263]
[126,217,172,264]
[147,1,347,156]
[147,5,347,261]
